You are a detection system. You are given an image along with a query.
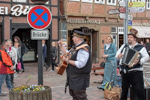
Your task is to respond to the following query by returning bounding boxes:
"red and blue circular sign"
[27,6,52,30]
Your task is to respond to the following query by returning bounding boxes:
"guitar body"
[57,60,67,75]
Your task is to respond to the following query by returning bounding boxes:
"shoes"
[46,66,49,71]
[97,86,104,91]
[14,73,18,78]
[0,93,6,96]
[50,70,54,72]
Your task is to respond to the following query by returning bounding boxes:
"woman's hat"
[72,30,85,38]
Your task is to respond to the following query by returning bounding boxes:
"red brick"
[51,0,58,5]
[4,17,10,39]
[67,2,80,13]
[12,17,27,23]
[93,4,105,15]
[81,3,92,14]
[52,7,58,16]
[100,26,110,33]
[146,11,150,17]
[142,20,149,23]
[52,19,58,40]
[137,12,145,17]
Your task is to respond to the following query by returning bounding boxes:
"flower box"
[9,85,52,100]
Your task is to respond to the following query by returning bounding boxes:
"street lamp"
[31,0,48,4]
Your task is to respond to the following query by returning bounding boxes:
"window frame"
[81,0,93,3]
[94,0,105,4]
[107,0,116,6]
[147,0,150,10]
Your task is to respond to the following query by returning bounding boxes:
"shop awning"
[132,26,150,38]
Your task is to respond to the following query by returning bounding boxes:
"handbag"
[104,86,121,100]
[100,59,105,68]
[17,62,21,70]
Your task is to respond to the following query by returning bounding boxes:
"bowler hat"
[72,30,85,38]
[128,28,138,38]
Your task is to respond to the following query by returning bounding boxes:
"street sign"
[119,7,126,13]
[119,13,133,20]
[31,29,49,40]
[107,9,119,14]
[129,7,145,13]
[128,20,132,26]
[128,26,132,31]
[119,1,126,7]
[128,2,145,7]
[27,6,52,30]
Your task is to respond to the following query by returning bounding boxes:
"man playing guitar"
[58,30,92,100]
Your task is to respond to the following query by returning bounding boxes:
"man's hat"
[72,30,85,38]
[128,28,138,38]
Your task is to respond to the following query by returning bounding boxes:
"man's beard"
[128,41,132,44]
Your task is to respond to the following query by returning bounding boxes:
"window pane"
[13,0,26,2]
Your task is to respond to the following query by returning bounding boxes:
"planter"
[31,0,48,4]
[9,86,52,100]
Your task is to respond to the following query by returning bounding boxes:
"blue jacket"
[104,43,117,60]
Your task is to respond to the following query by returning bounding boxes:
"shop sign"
[31,29,49,40]
[66,19,100,25]
[0,4,32,16]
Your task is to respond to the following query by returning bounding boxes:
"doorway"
[12,29,37,62]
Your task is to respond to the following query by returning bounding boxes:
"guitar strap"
[75,44,89,52]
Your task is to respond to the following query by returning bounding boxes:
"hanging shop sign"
[66,19,101,25]
[0,4,32,16]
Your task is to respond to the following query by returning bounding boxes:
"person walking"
[116,28,149,100]
[0,41,14,96]
[50,42,58,72]
[42,40,49,71]
[97,35,117,90]
[14,36,25,72]
[145,39,150,56]
[58,30,92,100]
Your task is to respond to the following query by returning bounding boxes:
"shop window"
[81,0,93,3]
[95,0,105,4]
[13,0,26,2]
[111,27,117,33]
[107,0,116,6]
[60,22,67,42]
[118,27,124,34]
[147,0,150,10]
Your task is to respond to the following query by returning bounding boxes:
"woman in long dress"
[97,35,117,90]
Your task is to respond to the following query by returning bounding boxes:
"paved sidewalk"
[0,63,105,100]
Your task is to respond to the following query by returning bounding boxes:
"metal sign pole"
[38,40,43,85]
[125,0,128,43]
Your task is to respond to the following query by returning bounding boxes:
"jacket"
[0,47,14,74]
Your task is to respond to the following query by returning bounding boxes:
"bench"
[91,63,104,84]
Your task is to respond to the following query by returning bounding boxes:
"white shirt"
[67,42,89,69]
[116,43,149,71]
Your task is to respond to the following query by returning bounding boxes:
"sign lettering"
[67,19,100,25]
[0,4,32,16]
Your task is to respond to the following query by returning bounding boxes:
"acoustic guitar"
[56,47,75,75]
[56,44,89,75]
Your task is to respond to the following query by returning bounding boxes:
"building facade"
[60,0,150,63]
[0,0,60,65]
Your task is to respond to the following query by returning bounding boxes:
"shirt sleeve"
[115,44,125,59]
[75,49,89,69]
[140,47,150,65]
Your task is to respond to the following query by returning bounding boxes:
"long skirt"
[100,59,117,89]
